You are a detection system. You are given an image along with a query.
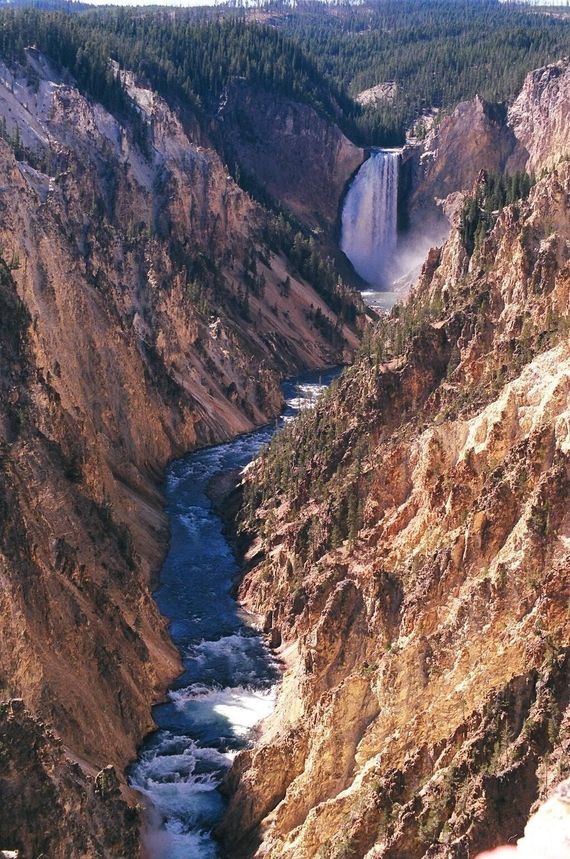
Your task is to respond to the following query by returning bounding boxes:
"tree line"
[0,1,568,147]
[271,0,570,144]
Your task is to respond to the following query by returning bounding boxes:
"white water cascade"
[129,370,339,859]
[340,148,400,288]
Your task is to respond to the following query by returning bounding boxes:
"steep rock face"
[355,82,398,108]
[507,58,570,172]
[220,162,570,858]
[218,79,364,231]
[407,97,517,219]
[0,699,139,859]
[0,52,362,854]
[406,59,570,225]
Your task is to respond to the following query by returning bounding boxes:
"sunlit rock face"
[218,155,570,858]
[0,50,362,857]
[406,59,570,227]
[507,58,570,172]
[517,779,570,859]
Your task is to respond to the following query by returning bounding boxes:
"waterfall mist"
[340,149,450,304]
[340,149,400,288]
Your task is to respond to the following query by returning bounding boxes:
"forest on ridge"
[0,0,568,145]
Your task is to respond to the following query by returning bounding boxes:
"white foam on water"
[285,381,327,416]
[191,632,251,661]
[133,735,227,785]
[361,289,398,311]
[213,688,275,737]
[188,631,278,681]
[170,683,276,738]
[132,371,339,858]
[135,741,229,786]
[138,774,220,818]
[144,825,219,859]
[131,734,229,857]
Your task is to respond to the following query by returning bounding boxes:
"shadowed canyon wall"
[0,50,363,857]
[218,78,364,233]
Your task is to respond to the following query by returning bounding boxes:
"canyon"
[0,44,363,858]
[217,60,570,859]
[0,7,569,858]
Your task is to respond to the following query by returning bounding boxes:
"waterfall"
[340,149,400,287]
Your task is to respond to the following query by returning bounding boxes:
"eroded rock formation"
[220,156,570,857]
[405,59,570,227]
[218,79,364,232]
[0,700,140,859]
[507,58,570,173]
[407,97,516,216]
[0,51,362,855]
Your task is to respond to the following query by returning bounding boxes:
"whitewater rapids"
[129,370,339,858]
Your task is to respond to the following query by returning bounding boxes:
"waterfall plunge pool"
[129,368,340,859]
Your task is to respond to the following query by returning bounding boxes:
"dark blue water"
[129,368,339,858]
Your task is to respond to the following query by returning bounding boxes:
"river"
[129,368,340,858]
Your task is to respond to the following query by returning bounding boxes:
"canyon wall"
[407,97,516,217]
[220,132,570,857]
[217,79,364,233]
[507,58,570,173]
[0,51,362,857]
[406,59,570,226]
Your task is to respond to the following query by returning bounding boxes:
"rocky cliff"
[507,58,570,173]
[0,50,363,856]
[405,59,570,227]
[407,97,516,218]
[217,79,364,233]
[220,152,570,857]
[0,699,140,858]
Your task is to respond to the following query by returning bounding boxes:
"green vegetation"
[263,214,358,323]
[242,367,372,566]
[241,258,450,561]
[266,0,570,144]
[0,1,568,146]
[242,156,570,569]
[460,170,534,255]
[0,9,348,133]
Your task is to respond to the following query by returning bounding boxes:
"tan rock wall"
[0,55,362,855]
[220,162,570,859]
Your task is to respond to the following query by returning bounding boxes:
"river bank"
[129,368,341,858]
